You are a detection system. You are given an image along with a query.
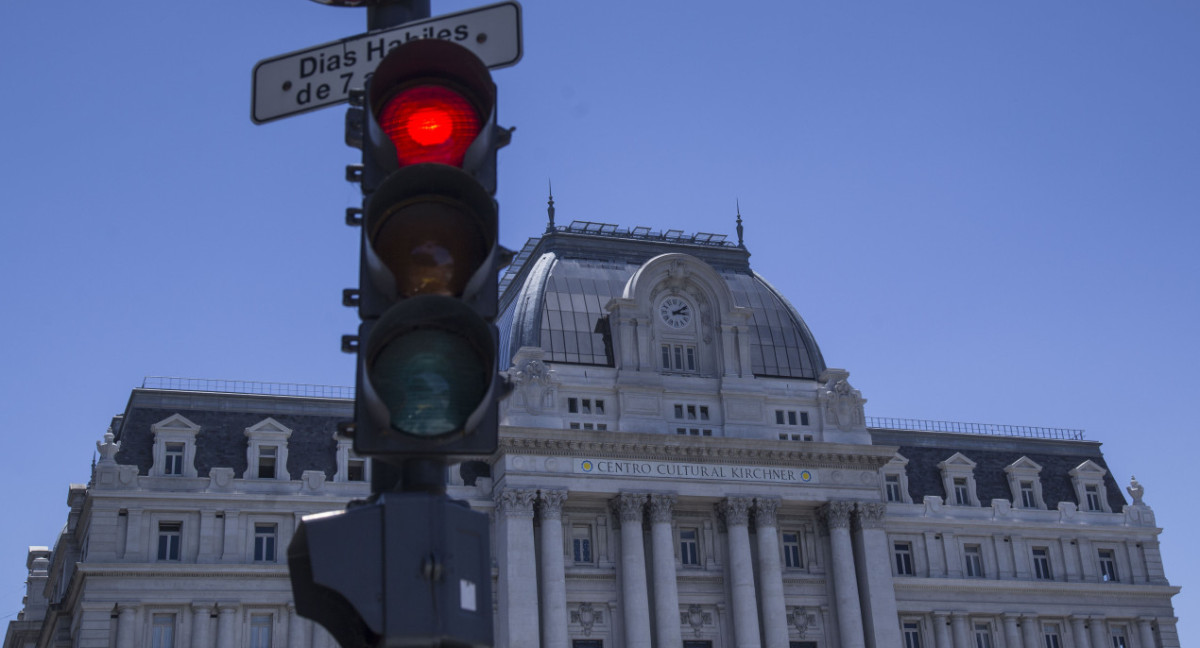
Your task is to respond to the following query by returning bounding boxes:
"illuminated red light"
[379,85,481,167]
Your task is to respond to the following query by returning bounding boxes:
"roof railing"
[866,416,1085,440]
[141,377,353,400]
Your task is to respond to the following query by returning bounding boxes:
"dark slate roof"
[497,223,826,378]
[870,428,1127,511]
[112,389,352,479]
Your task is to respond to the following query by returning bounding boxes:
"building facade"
[6,222,1180,648]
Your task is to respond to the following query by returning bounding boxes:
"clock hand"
[673,307,688,316]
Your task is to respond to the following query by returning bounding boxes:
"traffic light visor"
[380,85,482,167]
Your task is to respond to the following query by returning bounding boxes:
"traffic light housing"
[345,38,510,458]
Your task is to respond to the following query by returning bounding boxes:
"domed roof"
[497,222,826,380]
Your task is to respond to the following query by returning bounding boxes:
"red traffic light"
[379,85,482,167]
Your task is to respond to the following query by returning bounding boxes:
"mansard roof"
[497,221,826,379]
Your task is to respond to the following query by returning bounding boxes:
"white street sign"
[252,1,521,124]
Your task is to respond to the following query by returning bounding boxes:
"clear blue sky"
[2,0,1196,637]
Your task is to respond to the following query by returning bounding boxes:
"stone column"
[950,612,970,647]
[819,501,865,648]
[932,612,952,648]
[1001,613,1022,648]
[216,604,238,647]
[1021,614,1041,648]
[1137,617,1156,648]
[190,602,212,648]
[116,604,138,648]
[719,496,761,648]
[495,488,540,648]
[1089,616,1108,648]
[614,493,652,648]
[538,490,569,648]
[648,494,683,648]
[753,498,789,648]
[287,602,308,648]
[1070,615,1092,648]
[851,502,901,648]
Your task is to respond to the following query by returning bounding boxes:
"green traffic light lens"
[370,328,489,437]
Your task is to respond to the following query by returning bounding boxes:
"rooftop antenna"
[736,199,745,248]
[546,180,556,233]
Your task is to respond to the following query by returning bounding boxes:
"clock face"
[658,296,692,329]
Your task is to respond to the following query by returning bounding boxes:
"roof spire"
[736,199,745,248]
[546,179,556,233]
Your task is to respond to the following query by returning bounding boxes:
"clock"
[658,296,692,329]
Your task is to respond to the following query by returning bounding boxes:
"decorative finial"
[546,180,556,233]
[1127,475,1145,506]
[735,199,744,247]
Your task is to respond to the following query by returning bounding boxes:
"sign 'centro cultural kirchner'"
[574,459,815,484]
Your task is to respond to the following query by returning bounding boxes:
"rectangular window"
[699,406,709,421]
[782,531,802,568]
[885,475,902,502]
[680,528,700,566]
[594,400,605,415]
[1110,627,1128,648]
[687,405,697,420]
[1098,549,1119,582]
[674,404,685,419]
[1032,547,1052,580]
[249,614,272,648]
[1042,624,1062,648]
[661,345,671,370]
[1020,481,1036,508]
[686,346,696,370]
[964,544,984,578]
[800,411,810,425]
[347,458,366,482]
[787,411,797,425]
[151,614,175,648]
[254,524,277,562]
[568,397,579,414]
[164,443,184,476]
[1085,484,1102,511]
[974,623,994,648]
[157,523,181,561]
[581,399,592,414]
[258,446,277,479]
[903,621,923,648]
[894,542,914,575]
[674,346,683,370]
[775,410,785,425]
[572,525,593,564]
[573,641,604,648]
[953,477,970,505]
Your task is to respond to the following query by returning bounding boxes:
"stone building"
[5,221,1180,648]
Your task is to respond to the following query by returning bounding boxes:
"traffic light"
[344,38,510,457]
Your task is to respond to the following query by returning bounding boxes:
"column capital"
[611,492,647,524]
[116,603,138,615]
[854,502,887,529]
[753,497,781,528]
[716,496,753,527]
[217,603,238,614]
[1001,612,1022,621]
[932,611,951,622]
[537,489,568,520]
[496,488,538,519]
[191,602,215,613]
[950,611,970,620]
[819,501,855,530]
[648,493,677,523]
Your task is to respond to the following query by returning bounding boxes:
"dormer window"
[243,418,292,481]
[335,432,371,483]
[150,414,201,478]
[881,453,913,504]
[1004,456,1046,509]
[937,453,980,506]
[1069,460,1112,513]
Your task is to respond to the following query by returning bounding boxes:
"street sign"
[251,1,521,124]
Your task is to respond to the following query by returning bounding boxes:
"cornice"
[893,577,1181,598]
[76,562,291,580]
[498,429,893,470]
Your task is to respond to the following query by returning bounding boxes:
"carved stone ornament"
[648,493,677,523]
[571,603,602,636]
[819,501,855,530]
[754,497,780,528]
[537,490,568,520]
[495,489,537,519]
[612,493,647,524]
[854,502,887,529]
[505,349,557,415]
[1127,475,1145,505]
[96,431,120,463]
[682,604,711,637]
[818,369,866,432]
[208,467,235,492]
[300,470,326,494]
[717,496,754,527]
[790,606,817,638]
